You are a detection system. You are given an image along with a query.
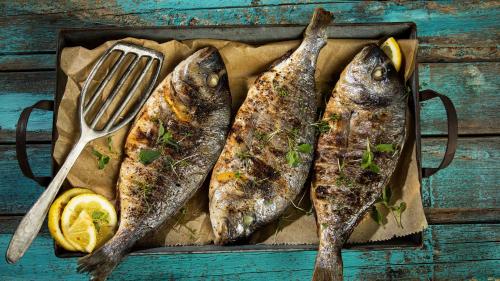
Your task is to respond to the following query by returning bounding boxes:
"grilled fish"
[209,8,333,244]
[311,44,407,280]
[78,47,232,280]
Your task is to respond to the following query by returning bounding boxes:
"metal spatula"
[6,42,164,263]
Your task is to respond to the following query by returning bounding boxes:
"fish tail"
[304,8,333,43]
[77,229,135,281]
[312,245,343,281]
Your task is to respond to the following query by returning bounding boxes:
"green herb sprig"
[139,149,161,165]
[157,120,180,150]
[361,139,380,173]
[371,186,407,228]
[92,148,110,170]
[91,210,109,231]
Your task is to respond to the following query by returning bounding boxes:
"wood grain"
[1,137,498,214]
[0,224,497,280]
[425,208,500,224]
[0,1,498,61]
[1,62,497,142]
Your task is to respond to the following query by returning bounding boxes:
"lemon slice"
[61,194,117,251]
[64,210,97,253]
[380,37,402,72]
[48,188,94,251]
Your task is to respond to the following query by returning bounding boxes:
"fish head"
[337,44,404,107]
[172,46,229,108]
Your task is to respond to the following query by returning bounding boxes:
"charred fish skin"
[311,44,406,281]
[77,47,232,281]
[209,8,333,245]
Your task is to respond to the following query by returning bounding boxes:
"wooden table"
[1,1,498,280]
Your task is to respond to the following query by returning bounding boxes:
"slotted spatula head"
[79,42,164,140]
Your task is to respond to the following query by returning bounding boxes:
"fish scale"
[77,46,232,281]
[209,8,333,245]
[311,44,407,281]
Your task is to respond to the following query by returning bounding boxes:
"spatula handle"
[6,139,88,264]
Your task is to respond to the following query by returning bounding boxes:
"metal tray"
[15,22,458,258]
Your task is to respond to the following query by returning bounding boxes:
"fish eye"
[207,73,219,87]
[372,66,386,81]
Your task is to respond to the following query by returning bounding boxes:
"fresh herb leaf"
[157,121,180,150]
[139,149,161,165]
[107,136,113,152]
[236,150,252,160]
[360,139,380,173]
[286,150,300,167]
[92,148,110,170]
[297,143,313,153]
[390,201,407,228]
[382,186,392,206]
[375,143,395,153]
[311,120,330,133]
[328,113,341,121]
[91,210,109,232]
[370,206,384,226]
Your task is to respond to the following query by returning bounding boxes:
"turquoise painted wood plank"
[0,145,48,214]
[420,62,500,135]
[421,137,499,209]
[0,137,497,213]
[0,224,497,280]
[0,62,497,142]
[0,71,53,142]
[1,1,498,61]
[0,54,55,71]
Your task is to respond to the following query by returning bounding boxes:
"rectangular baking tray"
[53,23,423,257]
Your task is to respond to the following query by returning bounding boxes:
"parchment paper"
[55,37,427,246]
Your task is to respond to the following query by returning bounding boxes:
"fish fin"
[312,246,343,281]
[77,231,133,281]
[304,8,333,41]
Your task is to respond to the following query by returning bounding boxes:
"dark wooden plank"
[421,137,499,209]
[0,71,54,142]
[1,1,498,61]
[425,208,500,224]
[0,224,497,280]
[420,62,500,135]
[0,61,497,142]
[0,54,55,71]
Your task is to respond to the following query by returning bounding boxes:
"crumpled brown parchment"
[55,37,427,246]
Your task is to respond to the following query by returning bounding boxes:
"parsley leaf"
[91,210,109,232]
[375,143,395,153]
[311,120,330,134]
[286,150,300,167]
[329,113,341,121]
[139,149,161,165]
[297,143,313,153]
[107,136,113,152]
[370,206,384,226]
[92,148,110,170]
[157,121,180,150]
[360,138,380,173]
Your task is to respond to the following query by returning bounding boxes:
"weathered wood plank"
[0,71,53,142]
[0,54,55,71]
[0,62,496,142]
[425,208,500,224]
[1,1,498,61]
[420,62,500,135]
[0,137,497,214]
[0,144,48,214]
[421,137,499,209]
[0,224,497,280]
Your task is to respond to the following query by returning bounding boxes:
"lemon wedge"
[61,194,117,251]
[380,37,402,72]
[48,188,94,251]
[64,210,97,253]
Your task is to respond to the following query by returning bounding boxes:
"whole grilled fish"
[209,8,333,244]
[311,44,407,280]
[78,47,232,280]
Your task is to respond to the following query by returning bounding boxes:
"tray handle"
[16,100,54,187]
[420,90,458,178]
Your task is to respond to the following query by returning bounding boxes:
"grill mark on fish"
[77,47,232,281]
[311,44,407,281]
[209,8,333,245]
